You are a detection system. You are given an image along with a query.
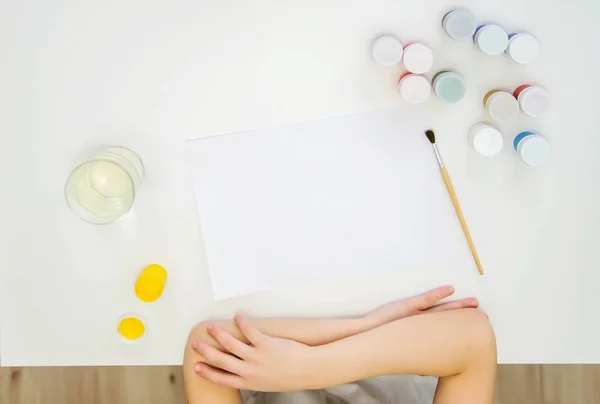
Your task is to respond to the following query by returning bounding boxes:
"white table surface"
[1,0,600,366]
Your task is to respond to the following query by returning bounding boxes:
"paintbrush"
[425,130,484,275]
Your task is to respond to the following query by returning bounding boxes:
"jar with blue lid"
[514,132,550,166]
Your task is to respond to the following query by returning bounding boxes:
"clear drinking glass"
[65,147,144,224]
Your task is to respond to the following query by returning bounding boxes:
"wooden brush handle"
[440,167,484,275]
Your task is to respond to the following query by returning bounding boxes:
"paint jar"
[473,24,509,55]
[371,36,404,66]
[514,132,550,166]
[117,315,146,342]
[402,43,434,74]
[469,123,504,157]
[514,85,550,117]
[432,71,466,103]
[483,90,519,123]
[442,9,477,41]
[65,147,145,224]
[506,33,540,64]
[135,264,168,303]
[398,73,431,104]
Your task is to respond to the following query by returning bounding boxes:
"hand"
[192,314,316,392]
[362,285,479,329]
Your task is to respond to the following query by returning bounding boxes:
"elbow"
[464,308,497,364]
[187,322,212,347]
[184,322,215,365]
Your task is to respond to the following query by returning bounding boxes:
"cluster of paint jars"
[469,124,550,166]
[371,35,437,104]
[484,85,550,123]
[443,8,540,64]
[371,36,434,73]
[396,70,467,105]
[470,85,551,165]
[369,9,550,167]
[443,8,549,166]
[372,35,468,106]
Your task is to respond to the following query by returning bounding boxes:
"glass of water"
[65,147,144,224]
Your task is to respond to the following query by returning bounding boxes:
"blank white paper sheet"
[187,106,462,299]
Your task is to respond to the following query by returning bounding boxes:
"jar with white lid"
[371,35,404,66]
[506,33,540,64]
[398,73,431,104]
[473,24,509,55]
[514,85,550,117]
[514,132,551,166]
[483,90,519,123]
[469,123,504,157]
[442,9,477,40]
[432,71,466,103]
[402,43,434,74]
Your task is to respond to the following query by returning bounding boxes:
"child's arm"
[192,309,496,404]
[183,317,367,404]
[183,286,479,404]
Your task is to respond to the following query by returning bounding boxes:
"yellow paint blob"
[118,317,146,341]
[135,264,167,303]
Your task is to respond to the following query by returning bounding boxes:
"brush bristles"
[425,130,436,144]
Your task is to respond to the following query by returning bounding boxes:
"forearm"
[307,309,496,404]
[184,316,366,404]
[215,317,367,346]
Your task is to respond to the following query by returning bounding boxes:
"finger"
[413,285,455,310]
[426,298,479,313]
[194,362,248,390]
[234,314,264,346]
[192,339,247,375]
[207,324,254,359]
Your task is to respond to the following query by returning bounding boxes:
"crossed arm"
[183,286,496,404]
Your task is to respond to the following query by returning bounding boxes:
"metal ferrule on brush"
[432,144,445,168]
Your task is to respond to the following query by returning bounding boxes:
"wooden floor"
[1,365,599,403]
